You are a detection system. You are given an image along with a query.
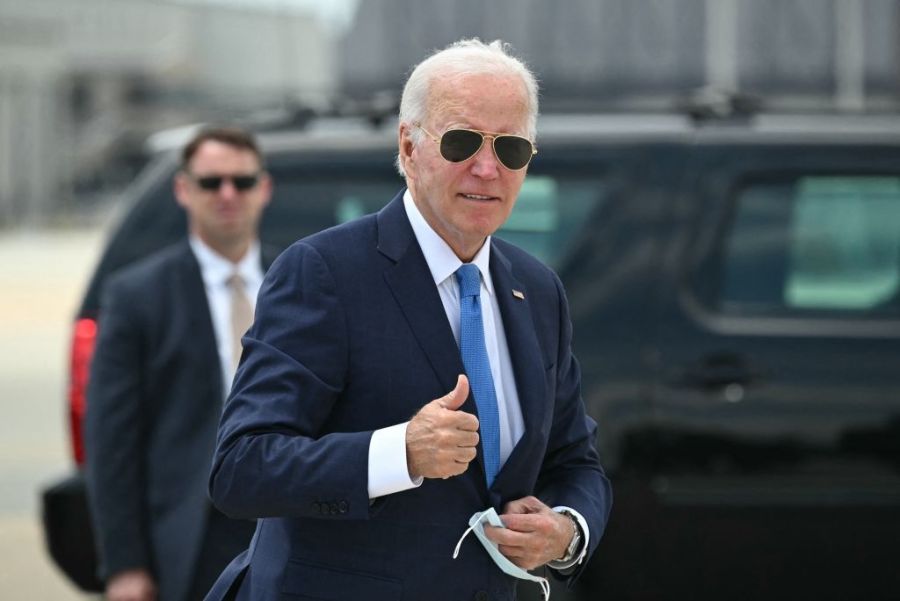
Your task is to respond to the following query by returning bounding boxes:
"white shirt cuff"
[547,505,590,571]
[367,422,423,499]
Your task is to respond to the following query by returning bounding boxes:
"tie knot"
[227,272,245,290]
[455,264,481,298]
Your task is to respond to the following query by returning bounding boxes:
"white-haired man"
[206,39,612,601]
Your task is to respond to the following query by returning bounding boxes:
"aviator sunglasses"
[188,172,261,192]
[414,123,537,171]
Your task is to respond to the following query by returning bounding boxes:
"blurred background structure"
[341,0,899,112]
[2,0,900,227]
[1,0,899,598]
[0,0,338,225]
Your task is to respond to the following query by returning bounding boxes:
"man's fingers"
[498,544,525,561]
[498,513,541,533]
[455,412,479,432]
[484,524,529,546]
[439,374,469,410]
[456,430,479,448]
[503,495,547,515]
[454,446,477,464]
[486,526,547,571]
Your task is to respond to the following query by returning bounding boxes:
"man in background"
[206,39,612,601]
[85,126,275,601]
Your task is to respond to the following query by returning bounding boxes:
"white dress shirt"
[189,236,264,398]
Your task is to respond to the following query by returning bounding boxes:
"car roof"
[146,111,900,160]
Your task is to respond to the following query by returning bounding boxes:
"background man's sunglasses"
[189,173,261,192]
[414,123,537,171]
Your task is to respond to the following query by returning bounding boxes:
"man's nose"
[469,139,501,179]
[218,179,239,198]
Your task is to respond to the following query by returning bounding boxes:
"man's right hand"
[406,375,480,480]
[106,568,157,601]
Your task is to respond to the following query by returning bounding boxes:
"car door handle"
[667,352,763,391]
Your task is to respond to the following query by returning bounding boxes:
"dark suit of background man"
[207,38,612,601]
[85,127,276,601]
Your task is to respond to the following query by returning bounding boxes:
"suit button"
[474,591,489,601]
[338,500,349,514]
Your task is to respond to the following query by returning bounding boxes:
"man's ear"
[258,172,273,207]
[173,171,191,209]
[398,124,416,177]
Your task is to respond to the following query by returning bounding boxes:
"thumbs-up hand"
[406,375,480,480]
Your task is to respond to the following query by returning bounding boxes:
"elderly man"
[85,126,275,601]
[206,39,612,601]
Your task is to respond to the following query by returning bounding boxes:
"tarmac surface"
[0,226,105,600]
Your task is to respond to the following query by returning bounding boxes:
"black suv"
[43,111,900,600]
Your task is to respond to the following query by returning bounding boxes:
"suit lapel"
[176,241,223,401]
[378,194,472,410]
[489,244,549,488]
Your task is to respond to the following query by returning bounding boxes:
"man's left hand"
[483,496,574,570]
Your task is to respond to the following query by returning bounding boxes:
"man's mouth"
[460,193,497,201]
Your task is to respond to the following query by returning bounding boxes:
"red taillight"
[69,318,97,466]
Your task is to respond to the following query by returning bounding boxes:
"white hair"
[396,38,540,177]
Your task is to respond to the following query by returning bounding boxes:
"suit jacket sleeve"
[536,273,612,582]
[84,274,153,580]
[209,242,374,520]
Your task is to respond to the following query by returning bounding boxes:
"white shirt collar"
[402,189,494,296]
[188,235,262,288]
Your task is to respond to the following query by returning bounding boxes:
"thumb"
[439,374,469,410]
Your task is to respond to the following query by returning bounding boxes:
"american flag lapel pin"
[512,289,525,300]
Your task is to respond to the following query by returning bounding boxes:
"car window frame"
[678,146,900,339]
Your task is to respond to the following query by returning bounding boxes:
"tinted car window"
[262,177,399,246]
[720,174,900,316]
[266,171,608,269]
[495,175,608,267]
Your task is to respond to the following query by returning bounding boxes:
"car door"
[503,140,679,601]
[650,141,900,600]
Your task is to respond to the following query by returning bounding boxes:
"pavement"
[0,226,106,600]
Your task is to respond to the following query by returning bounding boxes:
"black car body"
[45,112,900,600]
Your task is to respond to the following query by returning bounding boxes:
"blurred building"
[0,0,333,225]
[339,0,900,113]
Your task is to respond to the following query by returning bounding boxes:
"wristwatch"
[556,509,583,563]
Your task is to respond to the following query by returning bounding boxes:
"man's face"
[400,72,531,261]
[174,140,271,255]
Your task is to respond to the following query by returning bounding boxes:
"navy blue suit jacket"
[207,192,611,601]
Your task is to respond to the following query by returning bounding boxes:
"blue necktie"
[455,264,501,487]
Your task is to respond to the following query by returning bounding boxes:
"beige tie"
[227,273,253,374]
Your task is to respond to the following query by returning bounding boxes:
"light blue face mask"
[452,507,550,601]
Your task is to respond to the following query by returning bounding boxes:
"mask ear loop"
[539,575,550,601]
[452,524,475,559]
